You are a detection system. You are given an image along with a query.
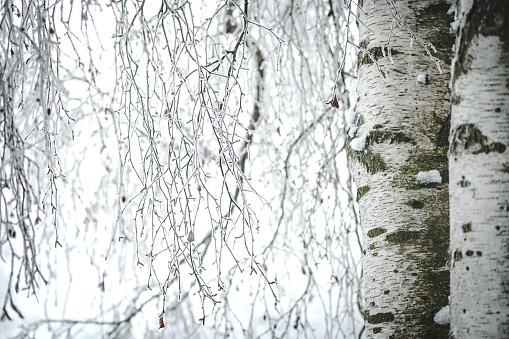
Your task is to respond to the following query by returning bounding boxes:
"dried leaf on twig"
[326,94,340,108]
[187,230,195,242]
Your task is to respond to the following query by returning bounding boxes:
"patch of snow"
[434,305,450,325]
[345,107,355,126]
[416,170,442,184]
[345,107,357,137]
[417,74,428,84]
[350,131,369,151]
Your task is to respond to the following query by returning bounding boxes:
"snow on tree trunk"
[352,1,454,337]
[449,1,509,337]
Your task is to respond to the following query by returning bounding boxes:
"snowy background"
[0,1,364,338]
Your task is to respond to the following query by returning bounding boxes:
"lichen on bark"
[365,311,395,324]
[368,129,415,145]
[386,230,421,244]
[352,150,387,174]
[367,227,387,238]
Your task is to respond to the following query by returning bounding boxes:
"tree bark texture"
[352,1,454,337]
[449,0,509,337]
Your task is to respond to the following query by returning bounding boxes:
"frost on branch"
[1,0,364,338]
[345,107,357,138]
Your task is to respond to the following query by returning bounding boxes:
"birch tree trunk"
[449,1,509,337]
[351,1,454,337]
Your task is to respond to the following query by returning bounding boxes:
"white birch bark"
[449,0,509,337]
[352,1,454,337]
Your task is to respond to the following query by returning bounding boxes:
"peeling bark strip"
[351,1,453,337]
[450,0,509,337]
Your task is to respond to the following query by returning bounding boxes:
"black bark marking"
[462,222,472,233]
[454,249,462,262]
[356,185,370,202]
[450,124,507,155]
[464,250,482,257]
[458,175,471,187]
